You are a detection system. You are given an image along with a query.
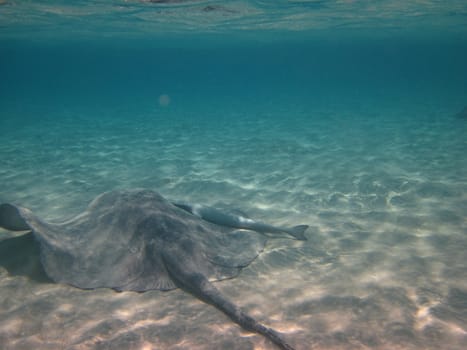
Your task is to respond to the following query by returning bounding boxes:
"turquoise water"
[1,1,467,350]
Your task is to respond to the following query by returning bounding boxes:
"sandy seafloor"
[0,90,467,350]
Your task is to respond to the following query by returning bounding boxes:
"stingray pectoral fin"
[284,225,308,241]
[162,248,295,350]
[0,204,31,231]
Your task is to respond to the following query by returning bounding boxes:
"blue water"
[1,1,467,349]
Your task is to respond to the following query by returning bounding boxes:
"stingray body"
[0,189,295,350]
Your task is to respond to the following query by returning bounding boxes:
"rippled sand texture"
[0,103,466,349]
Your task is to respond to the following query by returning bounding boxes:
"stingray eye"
[194,223,205,233]
[173,203,193,214]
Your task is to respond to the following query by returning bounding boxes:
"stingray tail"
[283,225,308,241]
[188,277,295,350]
[163,250,296,350]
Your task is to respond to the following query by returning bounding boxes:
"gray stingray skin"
[0,189,295,350]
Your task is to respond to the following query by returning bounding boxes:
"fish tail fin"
[286,225,308,240]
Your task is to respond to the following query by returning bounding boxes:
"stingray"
[0,189,300,350]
